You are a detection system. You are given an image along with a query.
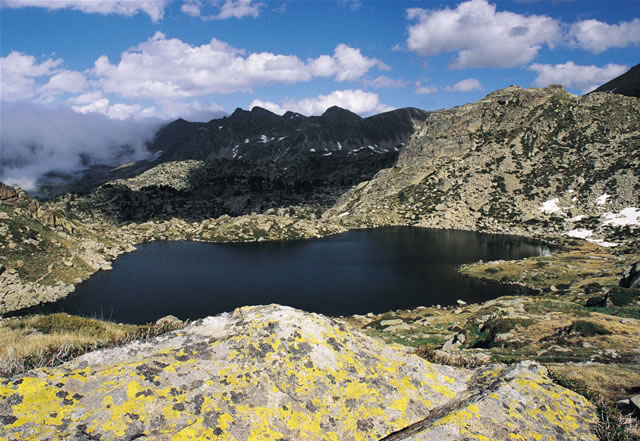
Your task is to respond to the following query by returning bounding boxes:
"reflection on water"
[17,227,553,324]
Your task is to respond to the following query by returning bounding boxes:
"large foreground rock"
[0,305,599,440]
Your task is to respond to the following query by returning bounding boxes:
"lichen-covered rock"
[0,305,600,441]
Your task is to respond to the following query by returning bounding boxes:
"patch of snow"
[218,126,223,129]
[568,190,574,194]
[566,228,592,239]
[596,193,609,205]
[310,148,316,152]
[566,228,618,247]
[572,197,577,202]
[278,136,287,142]
[322,152,332,156]
[603,207,640,226]
[568,215,585,222]
[337,142,342,150]
[259,134,269,143]
[539,198,562,214]
[244,138,249,144]
[150,150,163,160]
[337,211,350,218]
[588,239,618,248]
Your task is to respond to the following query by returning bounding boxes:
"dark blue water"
[20,228,551,324]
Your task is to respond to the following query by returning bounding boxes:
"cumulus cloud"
[0,102,162,190]
[39,70,88,98]
[569,18,640,53]
[1,0,168,21]
[0,51,63,101]
[445,78,483,92]
[529,62,628,93]
[250,89,392,116]
[309,44,389,82]
[406,0,561,68]
[91,33,386,99]
[68,91,155,120]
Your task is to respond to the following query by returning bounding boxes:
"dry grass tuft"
[0,313,183,377]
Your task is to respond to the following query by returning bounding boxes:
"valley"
[1,84,639,440]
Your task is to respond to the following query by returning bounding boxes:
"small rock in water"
[456,299,467,305]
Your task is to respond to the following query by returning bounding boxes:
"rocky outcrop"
[0,305,599,441]
[620,261,640,288]
[0,183,19,203]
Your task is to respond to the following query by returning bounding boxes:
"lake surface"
[22,228,552,324]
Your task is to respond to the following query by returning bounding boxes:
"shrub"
[572,320,611,337]
[609,287,640,306]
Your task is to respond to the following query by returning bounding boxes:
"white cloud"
[0,51,62,101]
[154,100,227,122]
[365,76,408,89]
[91,33,386,99]
[445,78,483,92]
[181,1,201,17]
[250,89,392,116]
[309,44,389,82]
[0,101,161,190]
[529,62,628,93]
[406,0,561,68]
[2,0,168,21]
[181,0,262,20]
[39,70,88,95]
[569,18,640,53]
[416,85,437,95]
[70,95,152,120]
[215,0,262,20]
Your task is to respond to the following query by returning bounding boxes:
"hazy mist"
[0,102,163,191]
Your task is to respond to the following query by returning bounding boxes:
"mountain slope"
[327,85,640,246]
[590,63,640,98]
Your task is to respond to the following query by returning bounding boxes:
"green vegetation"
[609,287,640,306]
[571,320,612,337]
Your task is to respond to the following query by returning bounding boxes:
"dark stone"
[583,282,603,294]
[586,294,608,307]
[620,261,640,289]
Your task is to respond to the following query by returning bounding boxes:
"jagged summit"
[590,63,640,98]
[147,105,429,163]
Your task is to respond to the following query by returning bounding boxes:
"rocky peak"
[320,105,362,123]
[249,106,280,118]
[590,63,640,98]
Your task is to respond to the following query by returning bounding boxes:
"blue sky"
[1,0,639,122]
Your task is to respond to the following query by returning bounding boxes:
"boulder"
[0,305,599,440]
[0,182,19,203]
[620,261,640,289]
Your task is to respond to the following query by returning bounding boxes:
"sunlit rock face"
[1,305,599,440]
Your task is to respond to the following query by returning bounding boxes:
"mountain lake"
[19,227,554,324]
